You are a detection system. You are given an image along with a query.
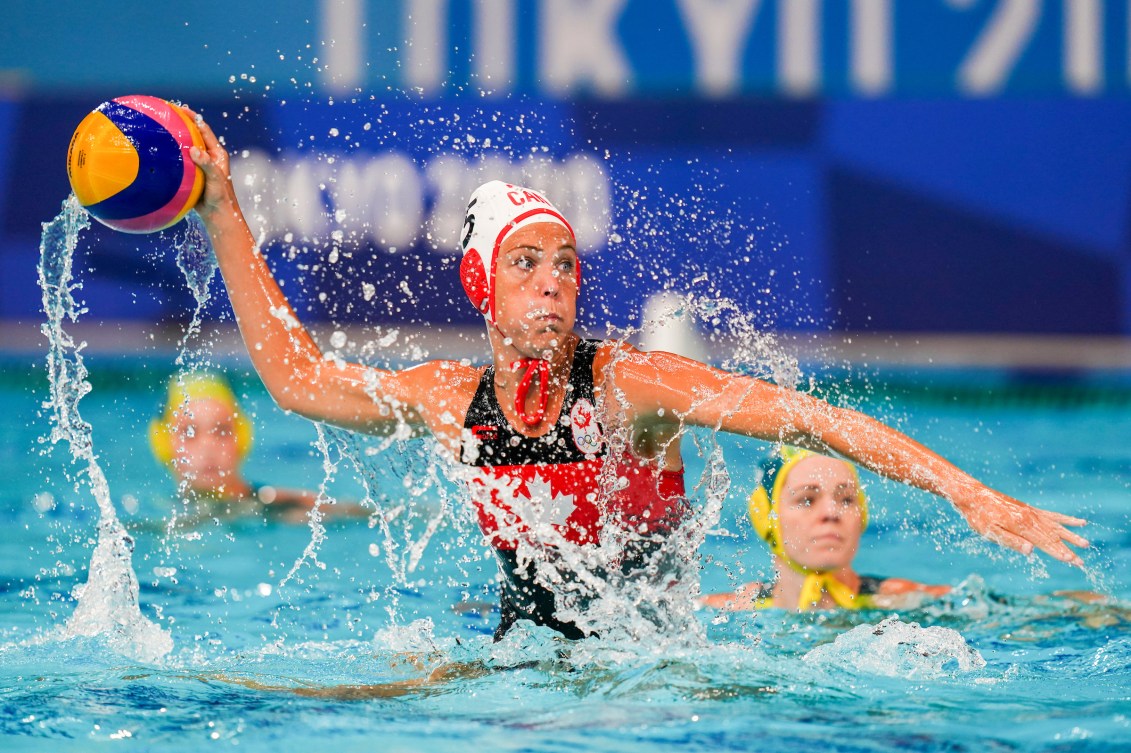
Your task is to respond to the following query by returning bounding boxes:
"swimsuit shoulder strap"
[858,575,886,596]
[464,365,503,429]
[570,338,600,401]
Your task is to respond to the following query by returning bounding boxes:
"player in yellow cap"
[150,371,365,523]
[700,448,950,612]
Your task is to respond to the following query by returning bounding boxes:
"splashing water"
[279,423,335,587]
[804,616,987,679]
[397,291,804,647]
[171,213,219,367]
[37,195,172,662]
[533,291,798,644]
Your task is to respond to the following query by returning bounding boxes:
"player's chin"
[803,549,852,571]
[525,320,568,340]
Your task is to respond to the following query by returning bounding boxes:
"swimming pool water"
[0,358,1128,752]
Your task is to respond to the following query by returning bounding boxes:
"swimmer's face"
[493,222,578,356]
[169,397,245,495]
[776,455,864,572]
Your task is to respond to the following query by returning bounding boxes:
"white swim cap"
[458,180,576,323]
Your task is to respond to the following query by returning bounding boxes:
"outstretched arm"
[209,662,489,700]
[610,348,1089,567]
[183,107,467,437]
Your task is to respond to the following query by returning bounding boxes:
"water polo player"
[700,448,950,612]
[182,106,1087,639]
[151,371,365,523]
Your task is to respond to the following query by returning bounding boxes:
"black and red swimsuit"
[460,339,686,639]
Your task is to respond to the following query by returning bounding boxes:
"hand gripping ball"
[66,95,205,233]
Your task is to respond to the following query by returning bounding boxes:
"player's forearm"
[198,200,326,406]
[809,405,982,511]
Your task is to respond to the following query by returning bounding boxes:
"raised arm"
[183,107,468,438]
[609,347,1089,567]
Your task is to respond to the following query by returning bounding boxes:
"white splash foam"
[803,616,986,679]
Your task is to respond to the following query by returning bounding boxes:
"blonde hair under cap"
[149,372,253,466]
[747,447,870,610]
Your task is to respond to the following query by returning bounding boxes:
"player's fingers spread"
[1041,539,1085,568]
[1023,516,1089,551]
[986,524,1033,557]
[1060,528,1090,549]
[1048,511,1088,527]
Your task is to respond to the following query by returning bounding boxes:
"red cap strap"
[512,358,550,427]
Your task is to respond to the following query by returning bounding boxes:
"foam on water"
[803,616,987,679]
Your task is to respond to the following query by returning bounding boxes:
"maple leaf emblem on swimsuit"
[571,398,604,455]
[513,474,576,530]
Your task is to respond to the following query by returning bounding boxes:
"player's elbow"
[258,365,320,419]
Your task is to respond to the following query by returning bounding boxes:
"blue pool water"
[1,354,1129,752]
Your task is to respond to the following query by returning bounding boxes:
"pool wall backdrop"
[0,3,1130,752]
[0,1,1130,339]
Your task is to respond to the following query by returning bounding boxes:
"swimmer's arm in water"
[608,346,1089,567]
[1051,589,1108,604]
[876,578,951,598]
[867,578,952,610]
[697,579,952,612]
[205,662,490,700]
[183,107,478,441]
[256,486,371,521]
[697,583,767,611]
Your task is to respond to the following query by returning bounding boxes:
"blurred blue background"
[1,0,1129,337]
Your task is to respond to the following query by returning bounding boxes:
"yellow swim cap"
[148,372,254,467]
[746,447,870,610]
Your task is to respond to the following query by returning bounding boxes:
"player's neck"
[772,559,860,611]
[489,330,578,384]
[489,332,579,432]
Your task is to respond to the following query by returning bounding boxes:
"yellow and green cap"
[148,372,253,466]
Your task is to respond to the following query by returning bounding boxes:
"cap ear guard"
[459,251,490,315]
[854,470,869,530]
[149,417,176,467]
[747,485,781,556]
[747,447,869,557]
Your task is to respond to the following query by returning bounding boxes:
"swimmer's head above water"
[459,181,582,425]
[149,372,253,495]
[459,180,577,325]
[749,447,870,608]
[749,447,869,560]
[698,448,953,613]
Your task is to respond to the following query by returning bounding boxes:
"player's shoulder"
[391,360,485,409]
[404,358,485,382]
[877,577,951,597]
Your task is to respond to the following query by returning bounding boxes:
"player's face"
[170,397,244,494]
[493,222,578,357]
[776,455,864,572]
